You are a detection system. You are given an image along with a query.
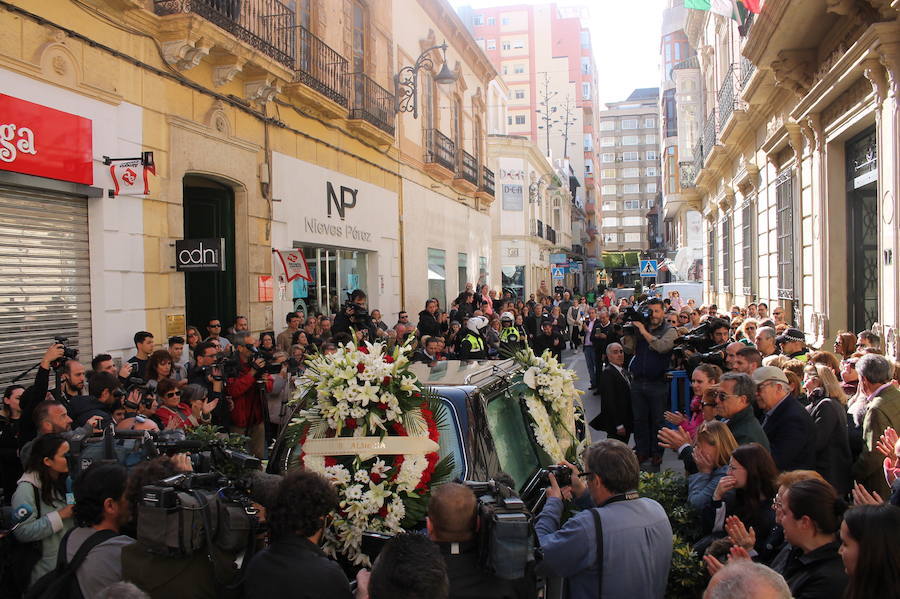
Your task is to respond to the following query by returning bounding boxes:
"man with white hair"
[752,366,816,471]
[754,326,778,358]
[704,561,791,599]
[851,353,900,498]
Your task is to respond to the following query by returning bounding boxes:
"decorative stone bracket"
[162,38,212,71]
[213,59,246,87]
[771,49,816,97]
[245,78,281,104]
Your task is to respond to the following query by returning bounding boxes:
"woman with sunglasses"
[688,421,738,510]
[737,318,759,345]
[832,332,857,360]
[155,378,191,429]
[802,364,852,495]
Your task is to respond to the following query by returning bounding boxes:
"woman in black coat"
[802,364,852,496]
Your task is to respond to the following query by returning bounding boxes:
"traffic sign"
[551,266,565,279]
[639,259,658,277]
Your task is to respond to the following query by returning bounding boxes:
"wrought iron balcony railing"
[154,0,296,67]
[348,72,395,135]
[718,64,737,129]
[425,129,456,173]
[692,138,704,182]
[680,162,698,189]
[480,166,495,196]
[295,26,348,107]
[536,219,544,239]
[546,226,557,244]
[703,109,717,161]
[457,150,478,186]
[741,55,755,88]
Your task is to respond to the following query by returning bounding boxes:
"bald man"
[725,342,745,371]
[704,560,791,599]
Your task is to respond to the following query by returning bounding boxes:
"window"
[624,183,640,193]
[622,216,642,226]
[722,216,732,291]
[582,82,591,100]
[647,198,655,208]
[707,224,716,289]
[601,184,617,195]
[622,135,640,145]
[644,118,656,128]
[501,16,510,25]
[645,167,657,176]
[623,151,639,161]
[600,121,615,131]
[487,39,496,50]
[514,89,525,99]
[602,201,616,210]
[646,182,657,193]
[351,1,366,73]
[581,57,591,74]
[622,167,640,178]
[514,64,525,74]
[646,150,659,160]
[776,170,795,298]
[742,198,755,295]
[601,153,616,163]
[583,133,593,151]
[602,217,620,227]
[584,160,594,175]
[487,16,495,25]
[458,253,468,292]
[473,14,484,25]
[507,116,512,125]
[624,232,641,242]
[601,169,616,178]
[624,199,640,210]
[502,40,511,50]
[427,248,446,308]
[621,119,639,129]
[600,136,616,147]
[603,232,618,243]
[514,115,526,125]
[513,40,524,49]
[501,265,526,300]
[645,134,657,144]
[502,65,508,75]
[580,31,590,49]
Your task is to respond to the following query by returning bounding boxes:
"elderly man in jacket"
[851,353,900,498]
[752,366,816,471]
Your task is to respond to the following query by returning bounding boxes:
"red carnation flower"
[357,363,366,373]
[382,376,392,386]
[378,506,389,518]
[377,402,389,410]
[325,457,337,467]
[345,417,358,429]
[358,346,369,354]
[370,472,382,484]
[384,355,394,363]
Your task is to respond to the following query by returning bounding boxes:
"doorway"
[183,176,236,332]
[845,128,878,332]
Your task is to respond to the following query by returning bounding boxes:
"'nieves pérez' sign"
[0,94,93,185]
[175,238,225,272]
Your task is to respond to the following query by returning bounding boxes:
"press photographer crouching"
[426,482,535,599]
[534,440,673,599]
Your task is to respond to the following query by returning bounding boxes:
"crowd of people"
[0,284,899,599]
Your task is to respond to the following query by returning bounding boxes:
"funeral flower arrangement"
[512,347,585,463]
[284,340,452,565]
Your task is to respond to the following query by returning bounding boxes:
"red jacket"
[227,357,272,428]
[157,403,191,429]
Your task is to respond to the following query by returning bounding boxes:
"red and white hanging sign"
[274,248,313,282]
[109,158,155,196]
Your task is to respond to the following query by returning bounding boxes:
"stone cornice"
[742,0,791,65]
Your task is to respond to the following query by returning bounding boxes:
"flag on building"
[685,0,761,21]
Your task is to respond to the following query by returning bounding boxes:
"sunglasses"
[165,391,181,398]
[209,324,222,328]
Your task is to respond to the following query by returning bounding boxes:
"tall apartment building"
[459,3,601,287]
[597,89,661,279]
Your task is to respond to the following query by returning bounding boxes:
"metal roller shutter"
[0,185,92,385]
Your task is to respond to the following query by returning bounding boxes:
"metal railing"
[680,162,698,188]
[425,129,456,172]
[348,72,395,135]
[537,219,544,239]
[741,55,755,88]
[480,166,495,196]
[718,64,736,129]
[671,55,699,71]
[546,226,557,244]
[457,150,478,186]
[154,0,296,67]
[295,26,348,107]
[692,138,705,181]
[702,110,717,162]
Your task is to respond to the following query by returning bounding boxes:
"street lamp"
[395,42,457,118]
[529,172,558,203]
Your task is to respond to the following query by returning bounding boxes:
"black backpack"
[25,528,120,599]
[0,483,44,598]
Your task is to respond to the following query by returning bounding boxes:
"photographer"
[622,298,677,467]
[226,333,272,458]
[333,289,376,342]
[187,341,227,428]
[244,470,353,599]
[534,440,673,599]
[426,482,533,599]
[70,371,124,430]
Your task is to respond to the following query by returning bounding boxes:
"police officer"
[458,316,488,360]
[499,312,526,354]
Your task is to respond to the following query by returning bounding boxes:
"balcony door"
[846,128,879,332]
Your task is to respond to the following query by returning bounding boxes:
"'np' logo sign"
[327,181,358,220]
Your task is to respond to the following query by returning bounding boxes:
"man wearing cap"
[533,319,564,361]
[777,328,808,362]
[752,366,816,471]
[498,312,526,354]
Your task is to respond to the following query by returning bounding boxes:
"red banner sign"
[0,93,93,185]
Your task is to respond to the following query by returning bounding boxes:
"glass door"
[846,129,878,332]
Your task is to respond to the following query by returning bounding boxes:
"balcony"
[289,26,348,115]
[348,72,395,142]
[740,56,755,88]
[424,129,456,180]
[453,150,479,194]
[680,162,698,189]
[154,0,296,68]
[702,110,717,166]
[546,226,557,245]
[717,64,737,129]
[476,166,495,202]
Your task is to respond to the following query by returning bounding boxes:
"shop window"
[501,265,526,300]
[428,248,447,308]
[479,256,488,286]
[458,253,468,293]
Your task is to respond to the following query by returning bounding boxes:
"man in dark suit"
[752,366,816,471]
[533,319,564,361]
[590,309,620,394]
[589,343,632,443]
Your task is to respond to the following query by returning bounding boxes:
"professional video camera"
[671,318,730,370]
[246,344,283,375]
[464,479,536,580]
[122,377,158,412]
[49,335,79,370]
[621,301,652,335]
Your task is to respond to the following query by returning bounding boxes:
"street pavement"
[562,346,684,475]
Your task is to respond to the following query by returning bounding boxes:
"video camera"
[621,302,652,335]
[121,377,158,411]
[464,479,536,581]
[672,318,730,370]
[246,344,283,375]
[49,335,79,370]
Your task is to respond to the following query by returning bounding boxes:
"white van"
[654,282,704,306]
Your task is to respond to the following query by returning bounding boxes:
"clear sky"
[448,0,665,107]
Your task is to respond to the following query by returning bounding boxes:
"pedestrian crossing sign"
[551,266,565,279]
[639,259,658,277]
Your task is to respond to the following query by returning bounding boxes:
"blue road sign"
[639,259,658,277]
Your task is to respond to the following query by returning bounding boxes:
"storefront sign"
[304,217,372,242]
[175,238,225,272]
[0,94,93,185]
[327,181,358,219]
[502,184,523,211]
[274,248,313,282]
